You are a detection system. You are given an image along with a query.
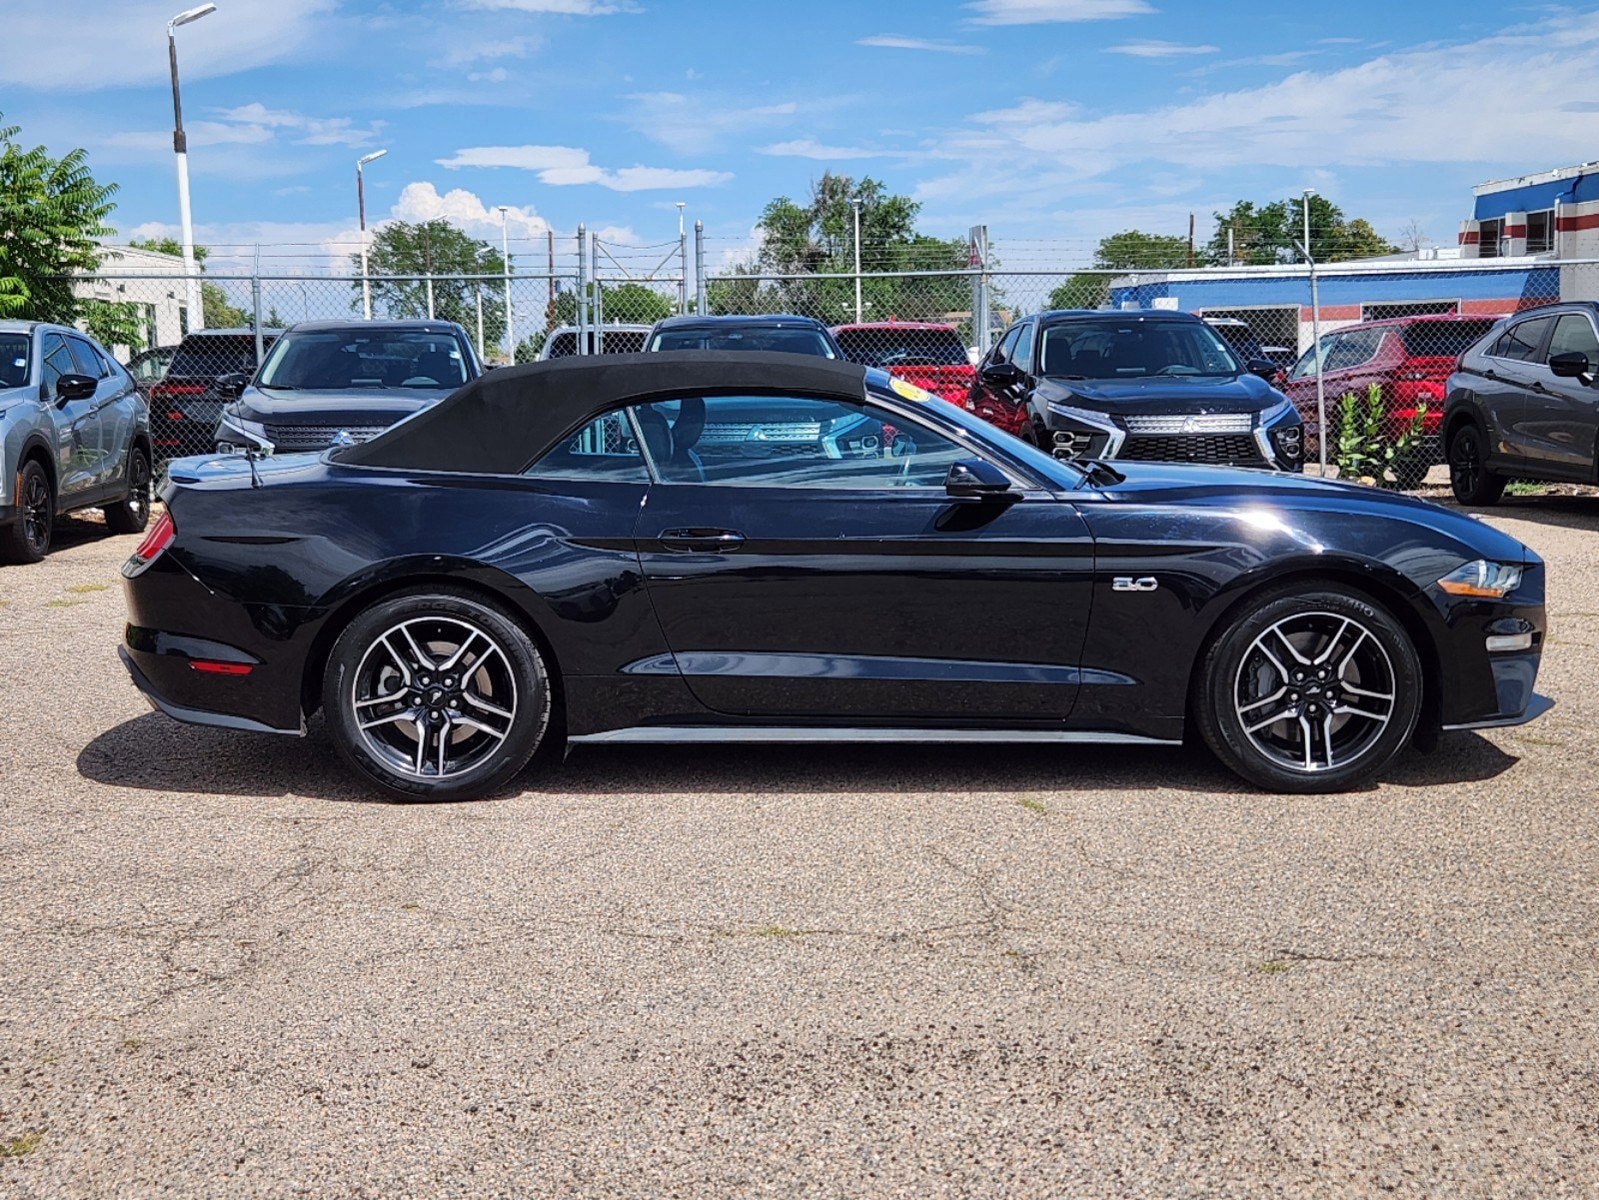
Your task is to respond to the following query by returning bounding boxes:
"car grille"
[263,424,388,451]
[1123,413,1255,434]
[1118,433,1266,465]
[698,421,825,443]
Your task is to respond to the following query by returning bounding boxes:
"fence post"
[968,225,990,352]
[679,225,689,315]
[575,224,587,356]
[475,285,484,360]
[590,230,604,353]
[251,244,264,365]
[695,220,706,315]
[1309,260,1327,476]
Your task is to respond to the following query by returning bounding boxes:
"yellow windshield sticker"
[890,377,934,402]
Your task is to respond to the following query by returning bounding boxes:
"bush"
[1335,383,1427,489]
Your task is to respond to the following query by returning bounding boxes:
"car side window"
[67,337,107,380]
[1488,316,1553,363]
[524,412,651,483]
[1011,322,1036,376]
[990,325,1022,367]
[40,335,75,392]
[630,394,978,490]
[1324,330,1377,371]
[1544,314,1599,364]
[1289,334,1336,380]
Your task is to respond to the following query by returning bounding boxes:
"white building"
[75,243,194,358]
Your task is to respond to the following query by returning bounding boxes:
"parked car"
[125,344,177,397]
[149,328,281,461]
[213,320,481,456]
[537,324,651,360]
[1205,317,1268,362]
[1283,314,1499,487]
[647,315,843,357]
[0,321,151,563]
[968,310,1303,469]
[120,353,1547,801]
[1443,303,1599,504]
[831,322,976,408]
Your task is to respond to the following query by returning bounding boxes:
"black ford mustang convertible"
[119,352,1549,801]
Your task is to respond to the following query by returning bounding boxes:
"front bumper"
[1043,406,1302,471]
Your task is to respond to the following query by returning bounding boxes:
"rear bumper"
[119,643,304,736]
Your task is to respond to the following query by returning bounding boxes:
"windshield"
[259,329,470,390]
[0,334,28,388]
[1400,320,1496,358]
[835,326,967,368]
[168,334,270,379]
[546,329,649,358]
[1039,318,1241,379]
[651,326,837,357]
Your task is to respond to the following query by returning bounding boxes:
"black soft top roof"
[336,350,870,475]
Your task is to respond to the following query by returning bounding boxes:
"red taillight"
[189,660,253,676]
[165,410,185,421]
[133,511,175,562]
[151,383,205,400]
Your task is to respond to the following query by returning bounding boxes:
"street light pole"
[356,149,387,320]
[167,4,215,334]
[498,206,514,361]
[676,201,687,314]
[850,197,863,324]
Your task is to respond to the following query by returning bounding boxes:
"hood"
[1096,460,1534,565]
[1037,372,1284,416]
[232,386,449,427]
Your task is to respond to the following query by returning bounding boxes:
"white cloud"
[103,103,382,157]
[965,0,1154,25]
[445,35,542,65]
[856,35,986,55]
[1107,40,1219,58]
[0,0,337,90]
[622,92,799,155]
[760,139,894,161]
[390,181,552,242]
[435,145,732,191]
[457,0,636,11]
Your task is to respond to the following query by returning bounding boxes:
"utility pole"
[850,196,863,324]
[423,224,434,319]
[676,201,688,314]
[167,3,216,333]
[1302,188,1327,476]
[497,205,513,361]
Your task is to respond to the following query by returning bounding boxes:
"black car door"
[1516,311,1599,476]
[38,333,99,501]
[970,324,1025,423]
[629,391,1095,722]
[1480,314,1555,466]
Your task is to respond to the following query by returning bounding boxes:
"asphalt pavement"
[1,499,1596,1198]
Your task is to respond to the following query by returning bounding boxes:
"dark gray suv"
[0,321,152,563]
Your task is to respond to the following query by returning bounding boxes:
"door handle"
[659,528,746,552]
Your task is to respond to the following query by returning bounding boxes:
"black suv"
[213,320,481,456]
[150,328,282,462]
[969,309,1304,470]
[647,315,843,358]
[1444,303,1599,505]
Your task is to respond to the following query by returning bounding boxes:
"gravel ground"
[1,497,1596,1199]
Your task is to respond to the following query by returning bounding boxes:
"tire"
[322,589,552,802]
[1195,584,1423,794]
[104,445,152,535]
[0,459,53,564]
[1448,422,1506,506]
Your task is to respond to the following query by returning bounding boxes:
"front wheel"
[323,590,552,801]
[104,445,152,535]
[1196,585,1422,793]
[1448,423,1506,506]
[0,460,53,564]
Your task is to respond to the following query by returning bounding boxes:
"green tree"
[0,112,119,322]
[128,235,246,327]
[81,301,146,353]
[1049,229,1194,311]
[1205,196,1400,265]
[354,219,506,346]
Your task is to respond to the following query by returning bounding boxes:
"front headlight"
[1258,398,1298,426]
[1437,560,1524,598]
[217,414,272,453]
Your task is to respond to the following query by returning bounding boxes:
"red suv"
[831,322,975,408]
[1283,314,1499,483]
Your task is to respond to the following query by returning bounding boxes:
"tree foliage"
[726,173,970,325]
[129,235,247,328]
[1048,230,1192,311]
[0,112,118,323]
[1205,196,1399,265]
[354,220,507,346]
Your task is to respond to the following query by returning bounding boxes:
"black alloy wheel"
[323,589,551,801]
[1448,423,1506,507]
[1,460,53,564]
[105,446,153,535]
[1196,584,1422,793]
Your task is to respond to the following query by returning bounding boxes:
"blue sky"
[6,0,1599,270]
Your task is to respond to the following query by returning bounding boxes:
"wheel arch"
[299,569,568,739]
[1184,561,1442,746]
[17,434,57,499]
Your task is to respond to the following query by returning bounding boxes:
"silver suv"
[0,321,152,563]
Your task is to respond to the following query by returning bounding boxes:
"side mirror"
[216,371,250,398]
[1549,351,1591,382]
[1245,357,1280,381]
[54,373,97,404]
[980,361,1023,389]
[945,458,1014,500]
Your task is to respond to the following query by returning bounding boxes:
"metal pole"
[251,243,263,364]
[474,286,484,359]
[590,230,603,354]
[497,206,513,361]
[575,224,587,355]
[850,197,863,324]
[676,202,688,315]
[358,163,370,319]
[167,19,206,332]
[1303,190,1327,476]
[694,220,706,315]
[423,225,434,319]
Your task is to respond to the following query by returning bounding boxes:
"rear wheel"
[104,445,152,535]
[0,460,53,564]
[323,590,552,801]
[1196,584,1422,793]
[1448,423,1506,506]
